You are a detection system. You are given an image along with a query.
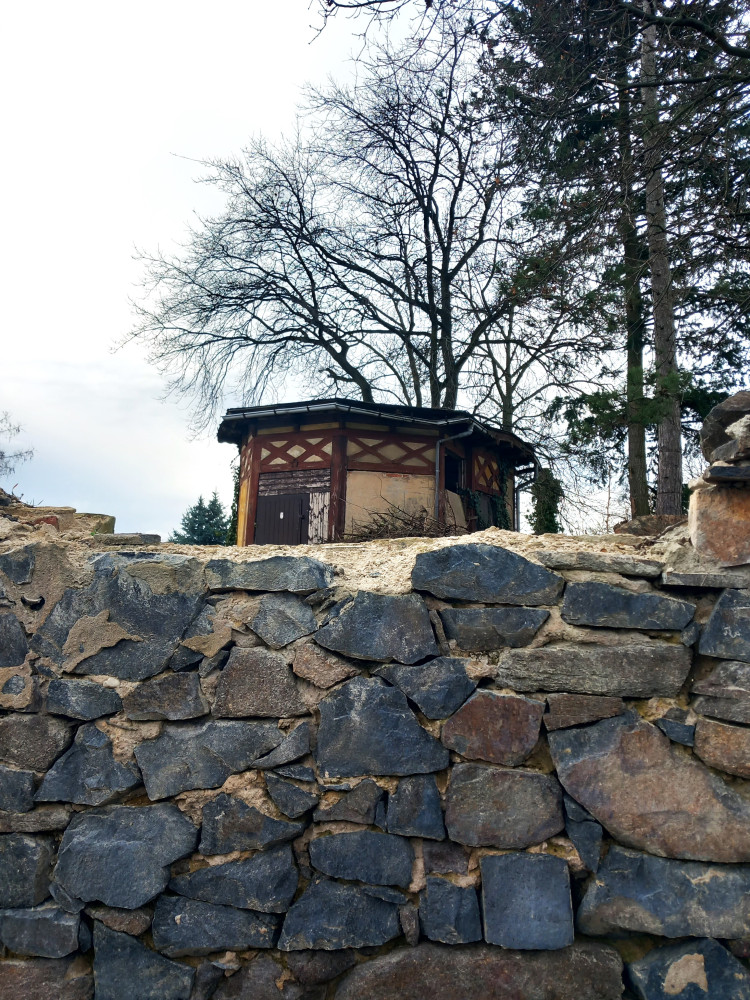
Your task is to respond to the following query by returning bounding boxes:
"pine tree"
[169,493,229,545]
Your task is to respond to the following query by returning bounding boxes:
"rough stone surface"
[694,716,750,777]
[496,643,691,697]
[441,691,544,766]
[537,549,664,577]
[291,642,358,688]
[412,543,564,605]
[315,591,438,664]
[692,659,750,723]
[655,717,695,746]
[481,853,573,950]
[374,658,476,719]
[250,593,318,648]
[334,941,624,1000]
[419,877,481,944]
[0,762,35,812]
[0,833,53,906]
[422,840,470,875]
[695,694,750,725]
[699,389,750,460]
[690,484,750,566]
[309,830,413,887]
[122,672,209,721]
[274,763,315,782]
[313,778,384,825]
[0,611,28,666]
[544,693,626,731]
[46,679,122,720]
[252,721,310,769]
[285,948,357,987]
[205,556,332,594]
[212,954,303,1000]
[152,896,280,957]
[561,581,694,630]
[188,962,225,1000]
[628,938,750,1000]
[35,724,141,806]
[134,720,282,799]
[316,677,449,777]
[265,772,319,818]
[0,712,72,770]
[32,554,204,680]
[445,763,564,848]
[0,956,94,1000]
[548,711,750,862]
[169,845,298,912]
[387,774,445,840]
[213,647,306,718]
[0,804,72,833]
[93,922,194,1000]
[699,589,750,662]
[85,904,153,936]
[278,879,400,951]
[0,545,36,584]
[54,804,198,908]
[0,902,80,958]
[564,795,603,872]
[438,607,549,652]
[200,794,305,855]
[577,844,750,938]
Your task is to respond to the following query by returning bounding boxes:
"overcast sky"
[0,1,381,538]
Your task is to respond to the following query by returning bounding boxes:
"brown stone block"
[291,642,358,688]
[544,694,626,731]
[441,691,544,766]
[0,957,93,1000]
[694,716,750,778]
[213,647,307,717]
[689,484,750,567]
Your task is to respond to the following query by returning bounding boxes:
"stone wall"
[2,513,750,999]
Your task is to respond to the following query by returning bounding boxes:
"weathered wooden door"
[254,494,310,545]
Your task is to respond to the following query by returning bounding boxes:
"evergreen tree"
[169,493,229,545]
[528,468,564,535]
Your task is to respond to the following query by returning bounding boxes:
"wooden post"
[328,434,348,541]
[244,436,262,545]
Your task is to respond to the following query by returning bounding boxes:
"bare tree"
[130,34,602,428]
[0,412,33,482]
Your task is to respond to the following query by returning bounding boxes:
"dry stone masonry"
[3,397,750,998]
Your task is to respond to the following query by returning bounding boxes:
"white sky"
[0,0,374,538]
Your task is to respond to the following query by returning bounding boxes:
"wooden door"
[254,494,310,546]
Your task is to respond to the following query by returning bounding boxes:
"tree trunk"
[641,4,683,515]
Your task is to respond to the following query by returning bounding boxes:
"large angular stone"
[577,844,750,937]
[31,553,205,680]
[252,721,311,769]
[200,794,305,855]
[690,484,750,567]
[212,954,304,1000]
[291,642,359,688]
[419,877,481,944]
[496,642,691,696]
[700,589,750,662]
[561,582,694,630]
[0,804,72,834]
[0,902,79,958]
[265,773,319,818]
[35,725,141,806]
[334,941,624,1000]
[0,763,35,812]
[250,593,318,648]
[628,938,750,1000]
[375,658,476,719]
[481,853,573,950]
[152,896,280,957]
[387,774,445,840]
[213,647,306,717]
[53,804,198,908]
[0,956,94,1000]
[544,693,626,731]
[169,844,298,912]
[548,711,750,862]
[0,713,72,771]
[316,677,449,777]
[205,555,333,593]
[0,545,36,584]
[439,607,549,652]
[309,831,413,887]
[0,833,54,906]
[412,543,564,605]
[441,691,544,766]
[0,611,29,666]
[694,716,750,777]
[700,390,750,460]
[692,659,750,723]
[93,922,194,1000]
[278,879,400,951]
[313,778,384,825]
[315,591,438,664]
[445,763,564,848]
[134,720,282,799]
[47,678,122,720]
[121,672,209,721]
[537,549,664,577]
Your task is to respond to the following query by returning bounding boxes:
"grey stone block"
[481,852,573,949]
[0,902,80,958]
[0,833,54,907]
[93,922,194,1000]
[169,844,298,912]
[0,714,72,771]
[387,774,445,840]
[313,778,384,825]
[252,721,311,769]
[0,546,36,584]
[628,938,750,1000]
[278,879,400,951]
[700,589,750,662]
[46,679,122,720]
[200,794,305,855]
[152,896,281,957]
[315,591,438,664]
[561,582,694,630]
[0,763,35,812]
[0,612,28,667]
[35,724,141,807]
[309,831,413,887]
[205,556,332,593]
[439,606,549,651]
[122,672,209,721]
[250,593,318,648]
[419,876,481,944]
[374,657,476,719]
[265,773,318,818]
